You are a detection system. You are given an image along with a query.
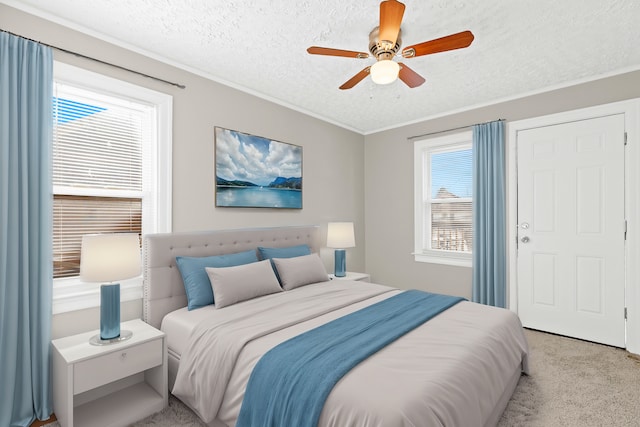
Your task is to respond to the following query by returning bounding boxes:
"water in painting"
[216,186,302,208]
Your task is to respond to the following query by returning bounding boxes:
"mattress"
[166,280,529,427]
[161,304,216,358]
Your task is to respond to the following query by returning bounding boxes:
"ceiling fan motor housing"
[369,26,401,61]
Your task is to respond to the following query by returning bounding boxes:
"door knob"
[521,236,530,243]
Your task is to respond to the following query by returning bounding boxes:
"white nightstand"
[329,271,371,282]
[52,319,167,427]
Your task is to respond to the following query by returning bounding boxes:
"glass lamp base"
[89,329,133,346]
[334,249,346,277]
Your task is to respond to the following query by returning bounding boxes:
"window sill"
[52,276,142,315]
[413,251,472,268]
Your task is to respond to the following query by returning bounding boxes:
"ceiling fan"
[307,0,474,90]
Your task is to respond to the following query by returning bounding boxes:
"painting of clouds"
[215,127,302,208]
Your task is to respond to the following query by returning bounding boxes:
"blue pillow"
[176,249,258,310]
[257,244,311,261]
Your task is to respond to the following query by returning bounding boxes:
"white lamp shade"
[80,233,141,282]
[327,222,356,249]
[370,60,400,85]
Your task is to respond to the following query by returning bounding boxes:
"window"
[414,131,472,267]
[52,63,172,313]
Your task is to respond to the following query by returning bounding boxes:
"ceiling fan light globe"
[370,60,399,85]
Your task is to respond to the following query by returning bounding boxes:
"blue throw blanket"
[236,290,465,427]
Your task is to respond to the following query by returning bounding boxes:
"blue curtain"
[472,120,506,308]
[0,32,54,426]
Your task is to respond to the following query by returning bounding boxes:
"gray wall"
[3,3,640,338]
[364,70,640,299]
[0,5,365,339]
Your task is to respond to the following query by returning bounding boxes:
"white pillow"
[206,259,282,308]
[272,253,329,291]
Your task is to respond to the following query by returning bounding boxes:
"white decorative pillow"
[206,259,282,308]
[272,253,329,291]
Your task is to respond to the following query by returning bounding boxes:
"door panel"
[517,114,625,347]
[532,252,556,306]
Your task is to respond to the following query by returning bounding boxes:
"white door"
[516,114,626,347]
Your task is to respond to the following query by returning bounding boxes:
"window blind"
[52,84,150,278]
[53,95,145,191]
[426,147,473,253]
[53,196,142,278]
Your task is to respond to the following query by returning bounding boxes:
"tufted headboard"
[142,225,321,329]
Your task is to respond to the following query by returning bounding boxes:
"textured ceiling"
[5,0,640,134]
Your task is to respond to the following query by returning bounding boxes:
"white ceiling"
[6,0,640,134]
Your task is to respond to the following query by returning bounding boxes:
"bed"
[143,225,529,427]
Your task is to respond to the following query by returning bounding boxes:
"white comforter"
[172,281,529,427]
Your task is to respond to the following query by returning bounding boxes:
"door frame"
[507,98,640,353]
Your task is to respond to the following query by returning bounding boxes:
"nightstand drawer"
[74,339,162,394]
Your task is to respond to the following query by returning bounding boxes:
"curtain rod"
[1,29,186,89]
[407,118,505,141]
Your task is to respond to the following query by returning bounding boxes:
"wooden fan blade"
[401,30,474,58]
[379,0,405,47]
[307,46,369,59]
[339,67,371,90]
[398,63,426,88]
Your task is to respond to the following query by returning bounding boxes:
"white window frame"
[414,131,472,267]
[52,62,172,314]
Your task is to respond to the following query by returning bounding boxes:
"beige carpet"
[498,329,640,426]
[45,328,640,426]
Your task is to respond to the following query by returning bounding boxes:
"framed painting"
[214,127,302,209]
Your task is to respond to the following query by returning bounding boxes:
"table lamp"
[327,222,355,277]
[80,233,141,345]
